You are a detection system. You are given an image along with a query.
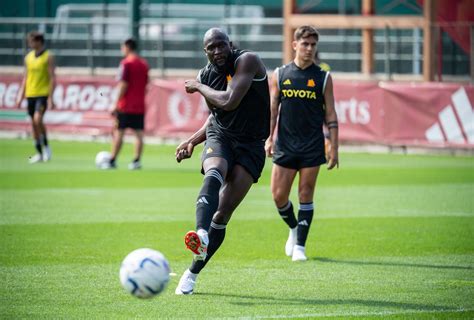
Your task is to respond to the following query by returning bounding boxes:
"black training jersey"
[198,49,270,141]
[275,62,329,155]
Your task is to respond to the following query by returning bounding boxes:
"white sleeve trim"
[235,51,267,81]
[322,71,330,94]
[197,69,203,81]
[253,74,267,82]
[234,53,246,68]
[275,67,280,90]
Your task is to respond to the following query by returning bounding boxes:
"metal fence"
[0,17,470,77]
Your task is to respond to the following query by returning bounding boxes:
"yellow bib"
[25,50,50,97]
[318,62,331,72]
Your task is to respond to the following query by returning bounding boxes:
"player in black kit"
[265,25,339,261]
[174,28,270,294]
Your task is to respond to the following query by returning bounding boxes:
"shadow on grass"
[197,292,449,311]
[313,257,473,271]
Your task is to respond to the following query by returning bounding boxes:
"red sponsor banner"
[145,79,210,136]
[333,81,384,143]
[0,75,119,135]
[381,82,474,147]
[0,75,472,148]
[0,75,209,137]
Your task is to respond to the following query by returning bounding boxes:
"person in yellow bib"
[16,31,56,164]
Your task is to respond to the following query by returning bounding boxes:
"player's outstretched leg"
[176,167,224,295]
[196,168,224,230]
[175,221,226,295]
[184,167,224,259]
[176,165,252,295]
[292,202,314,261]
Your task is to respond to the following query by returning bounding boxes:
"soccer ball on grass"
[95,151,111,169]
[119,248,171,298]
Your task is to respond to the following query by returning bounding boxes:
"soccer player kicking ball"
[175,28,270,294]
[265,25,339,261]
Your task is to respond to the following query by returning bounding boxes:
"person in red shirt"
[107,38,149,170]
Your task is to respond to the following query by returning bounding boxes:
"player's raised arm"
[265,68,280,157]
[323,74,339,169]
[185,52,260,111]
[175,114,212,163]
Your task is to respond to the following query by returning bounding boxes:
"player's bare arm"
[184,52,262,111]
[175,114,212,163]
[112,80,128,115]
[15,62,27,109]
[324,74,339,170]
[265,69,280,157]
[47,54,56,109]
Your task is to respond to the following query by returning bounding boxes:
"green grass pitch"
[1,138,473,319]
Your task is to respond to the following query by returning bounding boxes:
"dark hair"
[294,25,319,41]
[28,31,45,44]
[124,38,137,51]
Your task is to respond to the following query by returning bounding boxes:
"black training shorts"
[27,96,48,117]
[201,129,265,183]
[272,144,326,170]
[116,112,144,130]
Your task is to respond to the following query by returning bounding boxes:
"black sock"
[35,140,42,154]
[296,202,314,246]
[133,157,140,163]
[110,157,116,165]
[277,201,297,229]
[196,168,223,231]
[190,220,226,274]
[41,134,48,147]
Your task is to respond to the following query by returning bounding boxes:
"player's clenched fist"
[327,148,339,170]
[264,137,273,157]
[175,141,194,163]
[184,80,201,94]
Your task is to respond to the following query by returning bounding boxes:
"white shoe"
[175,269,197,295]
[184,229,208,261]
[29,153,43,164]
[128,161,142,170]
[285,227,297,256]
[292,245,307,261]
[42,146,52,162]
